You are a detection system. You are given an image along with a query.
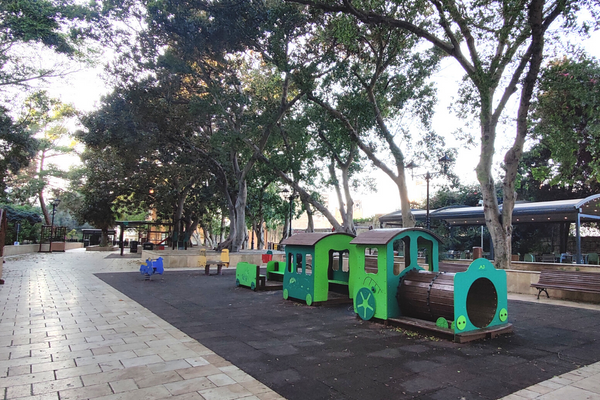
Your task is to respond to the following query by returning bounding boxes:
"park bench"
[439,263,468,273]
[531,269,600,299]
[204,249,229,275]
[540,253,556,263]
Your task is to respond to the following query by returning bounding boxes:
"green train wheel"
[306,294,313,306]
[355,287,376,320]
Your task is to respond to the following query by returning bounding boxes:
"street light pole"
[406,155,451,230]
[288,193,294,237]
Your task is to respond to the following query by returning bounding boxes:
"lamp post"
[406,155,451,230]
[49,198,60,252]
[281,188,296,238]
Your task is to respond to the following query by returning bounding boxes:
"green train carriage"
[280,232,356,305]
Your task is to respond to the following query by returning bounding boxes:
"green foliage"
[0,107,37,195]
[1,203,42,244]
[0,0,99,88]
[428,184,483,209]
[527,56,600,194]
[6,91,78,213]
[1,0,81,55]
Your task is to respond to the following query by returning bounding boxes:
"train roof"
[350,227,444,245]
[281,232,355,246]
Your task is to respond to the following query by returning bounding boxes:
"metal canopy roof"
[380,194,600,227]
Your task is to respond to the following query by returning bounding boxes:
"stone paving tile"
[108,378,138,393]
[198,383,255,400]
[59,383,114,400]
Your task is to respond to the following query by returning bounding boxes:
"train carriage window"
[306,254,313,276]
[392,238,410,274]
[296,253,303,274]
[341,251,349,272]
[364,248,378,274]
[328,250,350,276]
[331,252,339,271]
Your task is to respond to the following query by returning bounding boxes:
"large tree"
[302,15,444,228]
[9,91,77,224]
[77,76,213,246]
[288,0,597,268]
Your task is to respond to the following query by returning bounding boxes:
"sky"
[41,27,600,219]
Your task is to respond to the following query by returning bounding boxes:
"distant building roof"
[380,194,600,226]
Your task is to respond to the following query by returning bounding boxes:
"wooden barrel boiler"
[396,269,499,329]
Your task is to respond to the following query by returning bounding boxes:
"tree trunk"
[231,180,248,252]
[220,214,226,244]
[341,161,355,233]
[40,192,51,226]
[100,228,109,247]
[202,226,213,248]
[498,0,546,269]
[476,101,507,268]
[395,174,415,228]
[301,197,315,233]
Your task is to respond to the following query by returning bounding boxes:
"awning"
[380,195,600,227]
[379,194,600,264]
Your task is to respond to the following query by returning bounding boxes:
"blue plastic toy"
[140,257,164,279]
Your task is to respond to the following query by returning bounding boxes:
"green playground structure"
[235,262,265,291]
[350,228,511,341]
[235,227,511,342]
[280,232,356,305]
[235,261,284,291]
[266,260,286,281]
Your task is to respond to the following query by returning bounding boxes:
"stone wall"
[3,242,83,256]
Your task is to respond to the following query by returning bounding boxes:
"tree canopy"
[527,56,600,194]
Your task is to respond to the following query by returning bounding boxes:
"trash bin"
[130,241,138,253]
[143,242,154,250]
[83,239,90,247]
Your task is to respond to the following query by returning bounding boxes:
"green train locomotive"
[350,228,511,341]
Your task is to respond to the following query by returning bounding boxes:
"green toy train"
[238,228,512,342]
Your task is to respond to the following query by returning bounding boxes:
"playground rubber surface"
[96,269,600,400]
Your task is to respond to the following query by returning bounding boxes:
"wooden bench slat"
[531,269,600,298]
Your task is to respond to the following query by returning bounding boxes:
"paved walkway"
[0,249,283,400]
[0,249,599,399]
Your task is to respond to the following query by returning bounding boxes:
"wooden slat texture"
[532,269,600,294]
